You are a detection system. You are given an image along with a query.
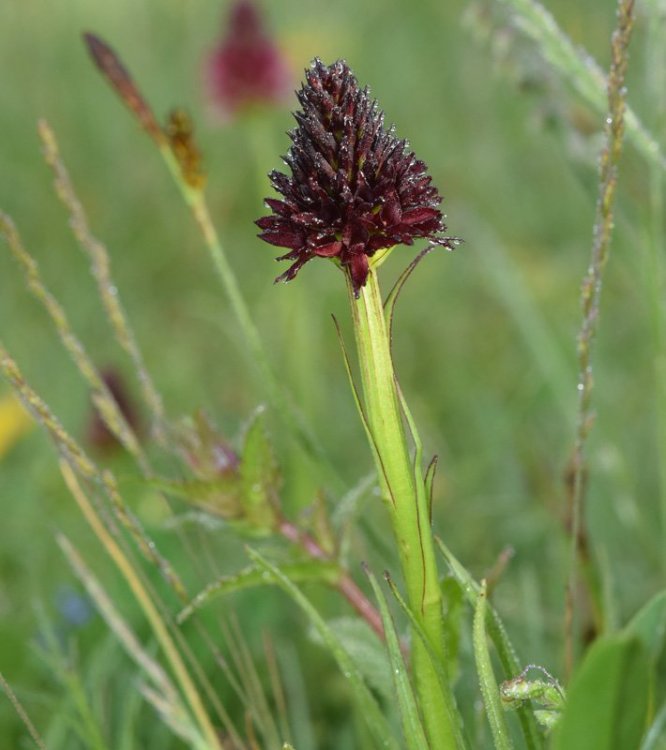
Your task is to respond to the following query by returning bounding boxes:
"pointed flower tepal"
[256,59,456,295]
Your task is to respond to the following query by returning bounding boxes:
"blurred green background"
[0,0,663,746]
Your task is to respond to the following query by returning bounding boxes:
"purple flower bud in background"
[256,59,455,294]
[205,0,292,121]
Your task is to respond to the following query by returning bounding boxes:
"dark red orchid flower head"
[256,58,456,295]
[205,0,291,120]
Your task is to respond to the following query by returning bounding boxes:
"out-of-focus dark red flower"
[256,59,456,295]
[87,368,141,453]
[205,0,291,120]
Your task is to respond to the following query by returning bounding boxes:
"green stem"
[159,145,345,494]
[348,268,460,749]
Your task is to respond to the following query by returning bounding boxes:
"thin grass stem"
[83,32,345,492]
[644,0,666,576]
[566,0,635,677]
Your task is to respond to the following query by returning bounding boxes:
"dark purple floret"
[256,58,455,294]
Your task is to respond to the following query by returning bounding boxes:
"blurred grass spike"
[58,532,228,748]
[0,340,99,482]
[58,460,223,750]
[57,533,181,707]
[0,210,147,469]
[566,0,636,677]
[37,119,169,447]
[0,671,47,750]
[0,340,188,602]
[83,32,165,144]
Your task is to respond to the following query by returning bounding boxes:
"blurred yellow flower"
[0,392,33,459]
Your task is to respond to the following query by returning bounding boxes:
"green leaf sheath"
[349,268,461,749]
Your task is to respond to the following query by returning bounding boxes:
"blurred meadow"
[1,0,664,746]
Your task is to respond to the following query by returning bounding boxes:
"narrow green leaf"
[624,590,666,664]
[177,560,340,623]
[384,572,467,750]
[553,635,650,750]
[435,537,542,750]
[146,476,242,518]
[383,246,436,341]
[309,617,392,702]
[641,700,666,750]
[246,547,400,750]
[365,568,429,750]
[474,581,514,750]
[240,409,280,530]
[424,455,438,522]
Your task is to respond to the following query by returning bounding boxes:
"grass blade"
[58,460,222,750]
[177,560,339,623]
[474,581,514,750]
[364,566,429,750]
[494,0,662,170]
[436,536,542,749]
[246,547,400,750]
